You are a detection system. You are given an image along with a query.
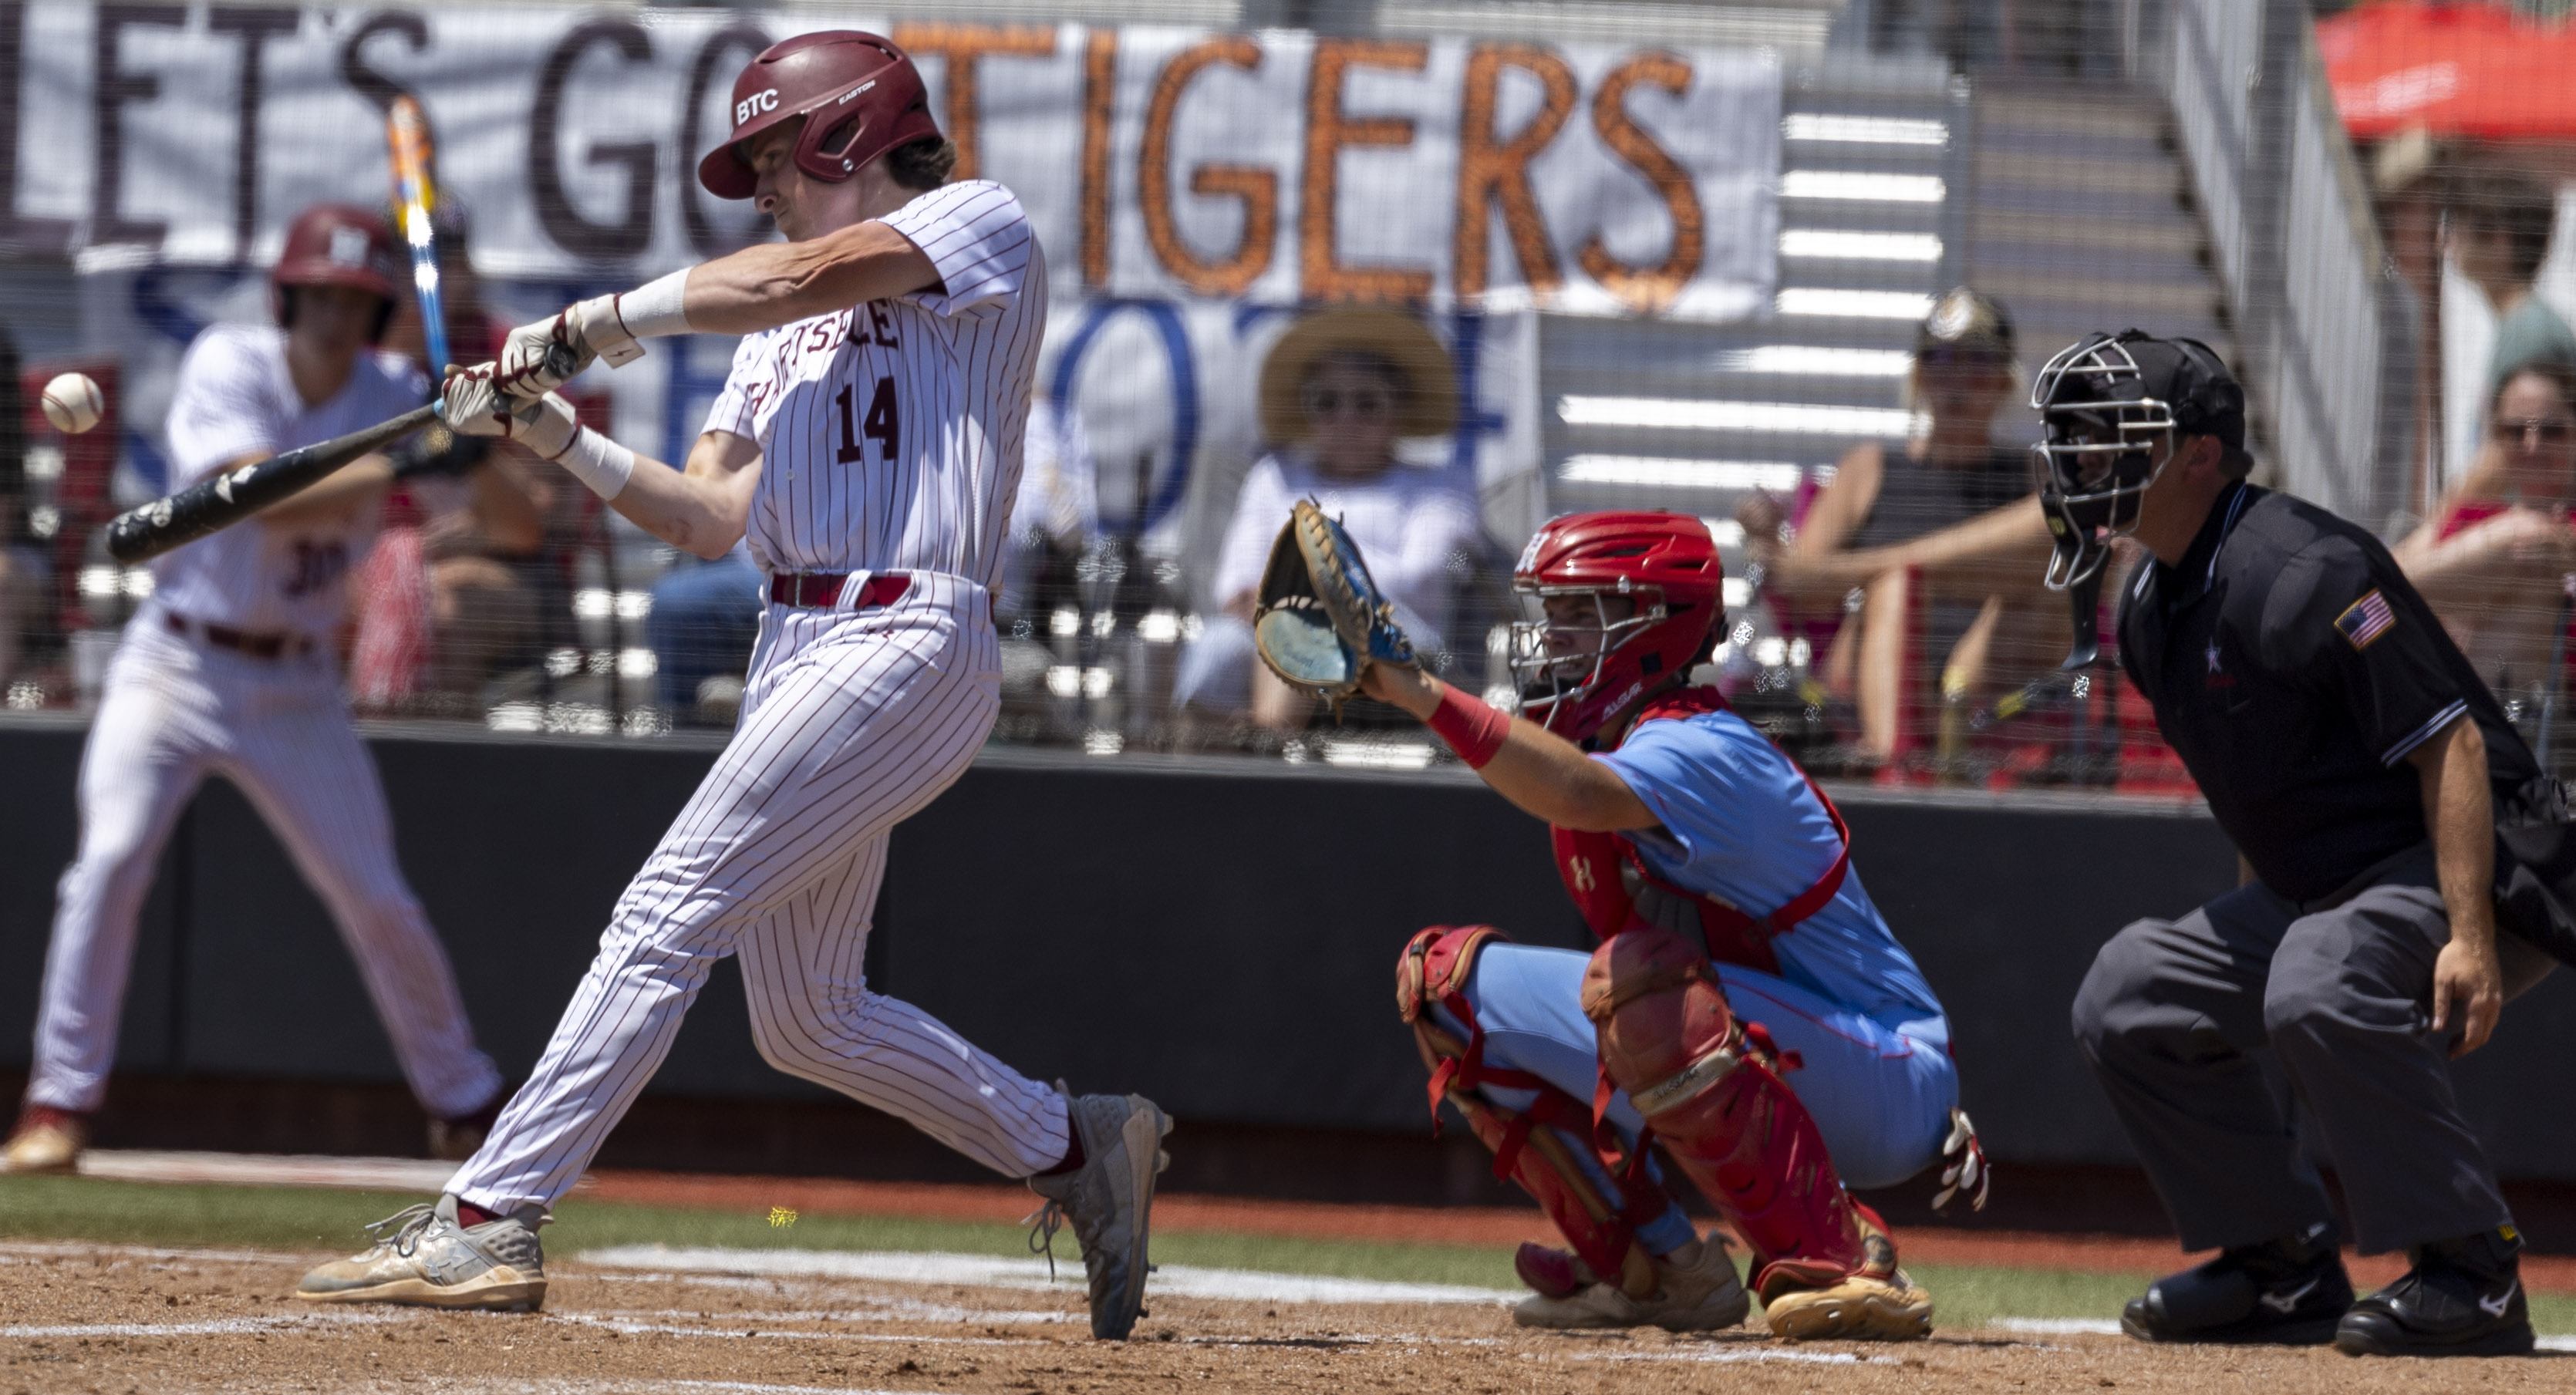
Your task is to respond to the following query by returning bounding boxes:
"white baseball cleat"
[1027,1088,1172,1340]
[1513,1240,1750,1332]
[0,1107,84,1174]
[295,1195,546,1312]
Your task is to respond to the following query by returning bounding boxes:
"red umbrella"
[2321,1,2576,142]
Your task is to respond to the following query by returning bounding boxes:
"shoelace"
[1023,1200,1067,1282]
[362,1203,441,1259]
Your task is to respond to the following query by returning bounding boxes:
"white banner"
[9,5,1779,320]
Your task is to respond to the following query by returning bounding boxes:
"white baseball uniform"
[26,323,502,1120]
[450,180,1067,1213]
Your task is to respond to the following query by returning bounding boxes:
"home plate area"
[3,1240,2568,1395]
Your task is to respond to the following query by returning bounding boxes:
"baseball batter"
[1337,511,1975,1340]
[295,32,1168,1341]
[1,204,504,1174]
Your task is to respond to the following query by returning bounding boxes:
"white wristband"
[549,425,636,501]
[615,268,694,340]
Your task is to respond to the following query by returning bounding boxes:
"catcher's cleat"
[1027,1088,1171,1341]
[2121,1223,2350,1345]
[2333,1228,2533,1358]
[295,1195,546,1312]
[1758,1209,1933,1342]
[0,1105,84,1174]
[1513,1239,1749,1333]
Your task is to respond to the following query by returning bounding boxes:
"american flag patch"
[2335,589,2397,650]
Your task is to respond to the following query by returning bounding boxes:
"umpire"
[2040,332,2561,1359]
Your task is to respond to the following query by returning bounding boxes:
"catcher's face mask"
[2028,333,2180,591]
[1508,588,1658,729]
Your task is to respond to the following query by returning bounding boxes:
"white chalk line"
[0,1309,413,1339]
[575,1245,1519,1306]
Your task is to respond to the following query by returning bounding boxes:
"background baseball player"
[0,204,504,1174]
[1265,508,1974,1340]
[293,32,1168,1340]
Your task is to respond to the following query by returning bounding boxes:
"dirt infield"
[2,1238,2564,1395]
[580,1169,2576,1297]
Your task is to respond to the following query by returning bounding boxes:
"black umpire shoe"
[2334,1226,2534,1358]
[2122,1222,2352,1345]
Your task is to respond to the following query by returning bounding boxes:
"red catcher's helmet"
[698,31,941,200]
[271,204,401,302]
[1509,511,1726,743]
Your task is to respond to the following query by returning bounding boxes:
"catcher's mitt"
[1253,499,1418,713]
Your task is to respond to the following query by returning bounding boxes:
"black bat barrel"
[104,404,437,564]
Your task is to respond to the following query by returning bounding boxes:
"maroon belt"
[768,571,910,609]
[164,611,313,659]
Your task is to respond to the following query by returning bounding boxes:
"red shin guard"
[1398,926,1655,1296]
[1583,928,1874,1299]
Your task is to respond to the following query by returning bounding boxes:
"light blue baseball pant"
[1430,942,1957,1255]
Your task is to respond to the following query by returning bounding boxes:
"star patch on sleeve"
[2335,588,2397,650]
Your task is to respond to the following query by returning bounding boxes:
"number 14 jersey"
[704,180,1045,593]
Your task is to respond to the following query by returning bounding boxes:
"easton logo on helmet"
[735,89,779,129]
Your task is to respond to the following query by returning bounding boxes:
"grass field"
[6,1172,2573,1336]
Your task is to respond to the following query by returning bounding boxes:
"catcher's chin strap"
[1398,926,1663,1298]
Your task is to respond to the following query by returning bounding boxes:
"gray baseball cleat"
[295,1194,546,1312]
[1026,1088,1172,1340]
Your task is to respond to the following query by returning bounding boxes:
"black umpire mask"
[2028,329,2245,589]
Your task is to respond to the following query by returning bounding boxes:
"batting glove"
[443,364,578,458]
[492,295,643,402]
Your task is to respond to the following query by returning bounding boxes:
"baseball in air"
[40,372,103,435]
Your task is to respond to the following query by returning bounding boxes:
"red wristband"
[1425,681,1512,769]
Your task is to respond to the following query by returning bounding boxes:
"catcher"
[1256,503,1977,1339]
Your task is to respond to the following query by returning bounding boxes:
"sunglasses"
[1917,346,2008,372]
[1301,384,1394,419]
[2495,416,2576,446]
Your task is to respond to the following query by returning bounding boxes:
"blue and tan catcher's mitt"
[1252,499,1418,715]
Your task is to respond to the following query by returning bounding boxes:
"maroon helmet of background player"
[271,203,403,339]
[1509,511,1727,743]
[697,31,941,200]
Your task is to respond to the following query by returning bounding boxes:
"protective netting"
[0,0,2570,794]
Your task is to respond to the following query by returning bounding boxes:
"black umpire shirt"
[2118,482,2543,904]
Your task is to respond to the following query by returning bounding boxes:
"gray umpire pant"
[2072,845,2553,1255]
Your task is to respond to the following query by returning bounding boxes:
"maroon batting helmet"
[697,31,941,200]
[1509,512,1727,743]
[271,204,403,339]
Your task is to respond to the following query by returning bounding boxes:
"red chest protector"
[1549,686,1851,976]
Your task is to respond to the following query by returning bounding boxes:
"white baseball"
[40,372,103,435]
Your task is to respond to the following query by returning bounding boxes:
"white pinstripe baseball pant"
[27,608,502,1119]
[448,572,1069,1213]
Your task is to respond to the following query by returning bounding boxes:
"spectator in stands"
[2447,170,2576,401]
[0,327,38,692]
[1175,309,1482,732]
[647,541,760,724]
[1738,288,2059,770]
[2395,358,2576,722]
[354,197,545,708]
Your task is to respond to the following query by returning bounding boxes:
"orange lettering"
[889,22,1057,183]
[1140,37,1277,298]
[1300,38,1433,305]
[1454,43,1575,302]
[1576,52,1703,315]
[1080,29,1117,287]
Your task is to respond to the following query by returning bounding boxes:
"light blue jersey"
[1593,707,1949,1050]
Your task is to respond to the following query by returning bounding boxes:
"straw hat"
[1257,308,1458,443]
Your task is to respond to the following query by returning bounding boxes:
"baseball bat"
[387,94,449,380]
[104,404,439,564]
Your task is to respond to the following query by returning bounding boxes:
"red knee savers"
[1398,925,1656,1297]
[1583,928,1870,1297]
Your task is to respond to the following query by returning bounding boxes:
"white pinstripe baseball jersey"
[703,180,1044,589]
[154,323,425,637]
